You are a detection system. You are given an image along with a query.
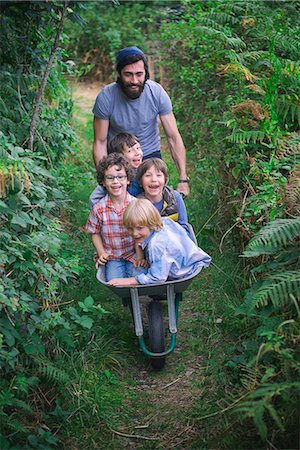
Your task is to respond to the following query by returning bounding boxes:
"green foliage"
[0,3,111,446]
[160,0,299,235]
[159,0,300,445]
[244,218,300,256]
[65,0,174,80]
[231,217,300,442]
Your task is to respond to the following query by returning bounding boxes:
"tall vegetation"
[159,0,299,445]
[64,0,178,80]
[0,2,108,447]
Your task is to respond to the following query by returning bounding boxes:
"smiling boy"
[85,153,144,281]
[89,132,143,208]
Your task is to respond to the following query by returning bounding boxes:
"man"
[92,46,190,197]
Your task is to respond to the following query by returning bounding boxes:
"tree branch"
[28,0,69,151]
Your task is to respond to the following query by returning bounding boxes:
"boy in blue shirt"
[107,199,211,286]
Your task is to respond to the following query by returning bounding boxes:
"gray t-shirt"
[92,80,172,157]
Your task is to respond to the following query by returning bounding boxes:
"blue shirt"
[135,218,211,285]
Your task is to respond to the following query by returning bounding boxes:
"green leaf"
[76,316,93,329]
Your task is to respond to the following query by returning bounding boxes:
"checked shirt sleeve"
[85,204,102,234]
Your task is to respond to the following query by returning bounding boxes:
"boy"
[107,199,211,286]
[85,153,145,281]
[89,132,143,208]
[137,158,190,235]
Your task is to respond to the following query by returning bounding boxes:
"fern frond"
[241,50,269,62]
[1,414,28,434]
[233,382,299,439]
[196,26,245,49]
[12,398,33,413]
[203,11,240,26]
[276,95,300,127]
[36,359,70,385]
[285,165,300,215]
[277,132,300,159]
[250,270,300,308]
[244,218,300,256]
[227,130,266,144]
[196,17,230,32]
[273,33,300,56]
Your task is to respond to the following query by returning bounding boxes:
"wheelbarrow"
[96,264,203,370]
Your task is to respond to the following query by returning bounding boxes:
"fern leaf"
[204,11,240,26]
[250,270,300,308]
[196,26,245,49]
[244,218,300,256]
[36,359,70,385]
[227,130,266,144]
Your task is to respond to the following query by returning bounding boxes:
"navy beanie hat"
[116,46,145,64]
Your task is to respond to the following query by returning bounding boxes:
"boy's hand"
[95,252,111,268]
[134,258,149,268]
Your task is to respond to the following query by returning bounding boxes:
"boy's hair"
[136,158,169,185]
[96,153,134,185]
[108,132,139,155]
[123,199,163,231]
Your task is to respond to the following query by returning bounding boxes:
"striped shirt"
[85,193,135,262]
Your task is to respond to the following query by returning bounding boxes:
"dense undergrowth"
[158,0,300,446]
[0,0,299,448]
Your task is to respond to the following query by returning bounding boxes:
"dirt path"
[71,81,101,114]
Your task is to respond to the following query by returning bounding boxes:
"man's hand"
[176,181,190,197]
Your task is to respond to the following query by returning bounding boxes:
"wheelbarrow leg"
[167,284,177,333]
[130,287,143,337]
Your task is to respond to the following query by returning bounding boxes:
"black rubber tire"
[148,301,166,370]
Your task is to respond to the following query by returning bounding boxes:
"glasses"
[104,175,127,182]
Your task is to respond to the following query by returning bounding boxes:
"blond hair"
[123,199,163,230]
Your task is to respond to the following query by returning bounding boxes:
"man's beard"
[118,78,145,99]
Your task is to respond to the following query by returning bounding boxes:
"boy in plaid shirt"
[85,153,146,282]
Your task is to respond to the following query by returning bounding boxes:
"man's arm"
[160,112,190,197]
[93,117,109,167]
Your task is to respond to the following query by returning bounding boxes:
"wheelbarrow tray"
[96,266,203,364]
[96,265,203,299]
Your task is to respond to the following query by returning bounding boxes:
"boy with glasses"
[89,132,143,208]
[85,153,146,281]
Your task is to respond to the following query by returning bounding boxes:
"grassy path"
[62,82,244,449]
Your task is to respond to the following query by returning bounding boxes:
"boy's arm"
[91,234,110,266]
[107,277,139,286]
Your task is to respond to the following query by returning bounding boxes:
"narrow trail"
[70,81,241,449]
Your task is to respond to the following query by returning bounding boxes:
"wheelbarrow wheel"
[148,301,166,370]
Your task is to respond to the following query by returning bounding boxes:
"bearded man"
[92,46,190,196]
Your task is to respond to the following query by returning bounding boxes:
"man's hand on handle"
[176,181,190,197]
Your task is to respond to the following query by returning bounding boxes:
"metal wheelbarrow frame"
[96,265,203,369]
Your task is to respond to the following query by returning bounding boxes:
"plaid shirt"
[85,193,135,262]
